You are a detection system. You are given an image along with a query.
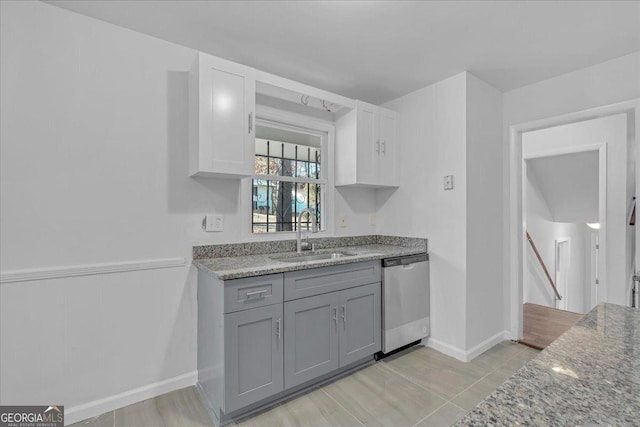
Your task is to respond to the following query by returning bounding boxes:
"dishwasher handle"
[382,253,428,268]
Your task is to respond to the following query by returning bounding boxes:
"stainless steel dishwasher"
[377,253,430,358]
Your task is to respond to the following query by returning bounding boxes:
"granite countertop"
[192,235,427,280]
[456,303,640,426]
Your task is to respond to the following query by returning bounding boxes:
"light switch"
[444,175,454,190]
[203,215,224,232]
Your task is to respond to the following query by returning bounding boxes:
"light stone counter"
[192,235,427,280]
[456,303,640,426]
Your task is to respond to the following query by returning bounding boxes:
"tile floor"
[70,341,539,427]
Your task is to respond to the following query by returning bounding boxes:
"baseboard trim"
[1,257,186,284]
[464,330,511,361]
[425,330,511,362]
[425,337,467,361]
[64,371,197,426]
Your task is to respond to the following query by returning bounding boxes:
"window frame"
[242,105,335,241]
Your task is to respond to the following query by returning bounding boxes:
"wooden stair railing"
[526,231,562,301]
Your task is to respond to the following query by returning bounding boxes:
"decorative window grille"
[252,124,323,233]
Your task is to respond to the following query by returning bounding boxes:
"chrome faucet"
[296,208,318,253]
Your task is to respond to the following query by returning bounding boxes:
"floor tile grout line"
[376,360,452,402]
[447,370,494,403]
[318,387,366,427]
[447,343,537,403]
[410,401,449,427]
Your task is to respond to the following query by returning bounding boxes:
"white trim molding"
[508,98,639,339]
[64,371,197,426]
[0,257,186,284]
[426,331,511,362]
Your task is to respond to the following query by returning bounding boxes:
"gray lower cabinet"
[284,282,381,388]
[198,261,381,425]
[224,303,284,413]
[339,282,381,365]
[284,292,340,388]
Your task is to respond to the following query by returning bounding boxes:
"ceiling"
[527,151,599,223]
[46,0,640,104]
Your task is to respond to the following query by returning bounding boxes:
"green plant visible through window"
[252,125,323,233]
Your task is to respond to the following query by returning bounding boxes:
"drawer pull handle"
[331,306,338,325]
[341,305,347,325]
[276,318,281,341]
[246,289,268,298]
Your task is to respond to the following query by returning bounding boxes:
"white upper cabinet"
[377,108,399,186]
[335,101,399,187]
[189,53,255,178]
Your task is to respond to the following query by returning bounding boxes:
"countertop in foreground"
[456,303,640,426]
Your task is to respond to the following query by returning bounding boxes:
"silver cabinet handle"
[331,306,338,325]
[246,289,267,298]
[341,305,346,325]
[248,112,253,133]
[276,318,281,341]
[381,141,386,155]
[375,140,380,154]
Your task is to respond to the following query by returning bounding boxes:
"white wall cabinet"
[189,52,255,178]
[335,101,399,187]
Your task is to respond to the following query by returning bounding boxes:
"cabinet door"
[284,293,340,389]
[339,283,381,366]
[355,101,379,186]
[378,109,399,187]
[191,53,255,178]
[224,304,283,413]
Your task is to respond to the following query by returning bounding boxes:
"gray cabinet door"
[284,293,340,389]
[224,304,283,413]
[339,283,381,366]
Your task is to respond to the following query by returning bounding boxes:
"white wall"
[381,73,468,353]
[522,114,631,306]
[381,72,504,359]
[0,2,201,422]
[465,73,504,350]
[503,51,640,334]
[0,1,376,423]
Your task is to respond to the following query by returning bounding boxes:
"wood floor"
[520,302,583,350]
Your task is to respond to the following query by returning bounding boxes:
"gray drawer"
[284,261,380,301]
[224,274,284,313]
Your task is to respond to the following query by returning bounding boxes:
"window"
[252,122,325,233]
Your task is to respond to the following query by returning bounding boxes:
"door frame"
[589,231,600,311]
[554,238,570,310]
[507,99,640,340]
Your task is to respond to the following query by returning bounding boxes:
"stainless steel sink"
[271,251,357,263]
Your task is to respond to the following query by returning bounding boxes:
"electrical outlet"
[339,216,347,228]
[203,214,224,232]
[444,175,454,190]
[369,213,376,226]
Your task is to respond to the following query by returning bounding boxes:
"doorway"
[523,147,602,316]
[508,102,639,341]
[555,239,569,310]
